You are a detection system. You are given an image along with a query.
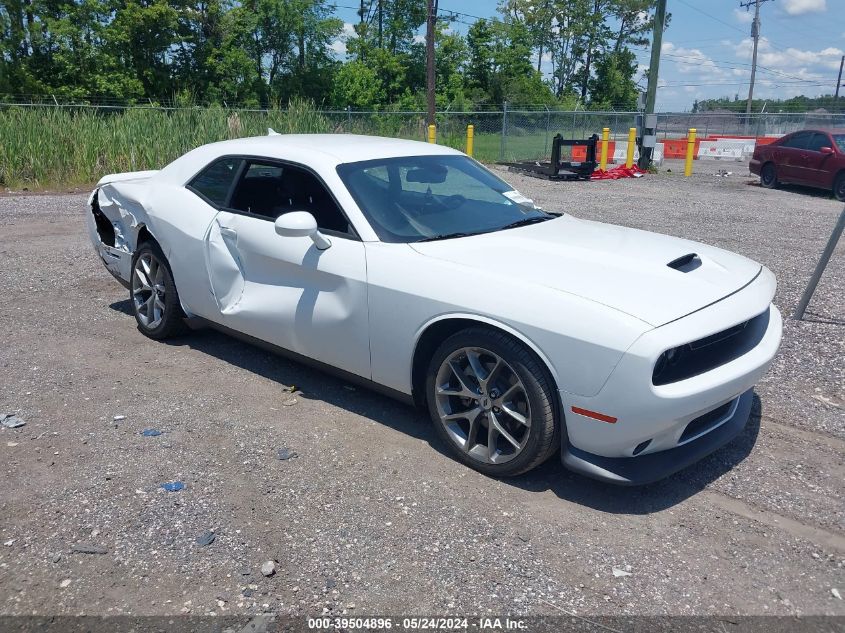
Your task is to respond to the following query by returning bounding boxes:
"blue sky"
[331,0,845,111]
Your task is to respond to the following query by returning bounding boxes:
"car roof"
[158,133,465,184]
[789,129,845,134]
[204,133,461,163]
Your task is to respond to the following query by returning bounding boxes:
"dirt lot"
[0,164,843,620]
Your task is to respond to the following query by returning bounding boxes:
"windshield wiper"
[498,216,554,231]
[417,231,477,242]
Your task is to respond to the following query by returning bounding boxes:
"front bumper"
[557,267,781,485]
[562,389,753,485]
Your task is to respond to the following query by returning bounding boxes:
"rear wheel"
[760,162,778,189]
[834,172,845,202]
[425,328,559,477]
[130,242,187,340]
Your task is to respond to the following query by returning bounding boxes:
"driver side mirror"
[274,211,332,250]
[820,146,834,155]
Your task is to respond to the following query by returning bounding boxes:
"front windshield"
[337,155,552,243]
[833,134,845,153]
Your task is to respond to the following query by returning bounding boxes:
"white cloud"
[781,0,826,15]
[734,37,843,72]
[662,41,727,77]
[733,8,753,24]
[328,22,356,57]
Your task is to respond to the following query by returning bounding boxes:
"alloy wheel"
[433,347,531,464]
[132,252,166,330]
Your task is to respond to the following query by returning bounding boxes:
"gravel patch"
[0,168,842,618]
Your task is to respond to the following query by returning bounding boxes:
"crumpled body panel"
[87,171,158,285]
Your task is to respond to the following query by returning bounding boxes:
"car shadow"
[747,179,837,201]
[796,309,845,326]
[111,298,133,316]
[105,305,441,452]
[108,300,764,513]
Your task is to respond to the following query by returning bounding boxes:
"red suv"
[749,129,845,201]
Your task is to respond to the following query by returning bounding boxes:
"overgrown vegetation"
[0,99,522,188]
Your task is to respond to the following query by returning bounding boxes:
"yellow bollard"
[466,124,474,157]
[684,128,697,177]
[428,124,436,144]
[600,127,609,171]
[625,127,636,168]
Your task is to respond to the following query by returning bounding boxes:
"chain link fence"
[333,107,845,163]
[2,100,845,186]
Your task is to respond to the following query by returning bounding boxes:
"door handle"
[219,227,238,240]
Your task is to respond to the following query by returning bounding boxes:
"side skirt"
[185,316,416,407]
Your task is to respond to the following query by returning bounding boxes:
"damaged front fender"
[87,171,158,287]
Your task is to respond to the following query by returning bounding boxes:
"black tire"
[760,162,778,189]
[130,241,188,340]
[425,327,559,477]
[834,172,845,202]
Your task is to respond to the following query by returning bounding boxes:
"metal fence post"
[500,101,508,161]
[544,106,550,157]
[793,206,845,321]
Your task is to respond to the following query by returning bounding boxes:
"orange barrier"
[572,141,615,162]
[662,138,700,159]
[568,134,776,167]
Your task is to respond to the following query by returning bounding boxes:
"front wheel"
[425,328,559,477]
[760,163,778,189]
[834,173,845,202]
[130,242,187,340]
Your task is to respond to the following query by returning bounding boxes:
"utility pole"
[426,0,437,127]
[358,0,365,62]
[835,55,844,100]
[638,0,666,169]
[741,0,773,116]
[378,0,383,50]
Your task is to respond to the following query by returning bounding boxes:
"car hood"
[409,215,762,327]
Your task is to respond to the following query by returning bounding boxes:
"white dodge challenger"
[87,133,782,485]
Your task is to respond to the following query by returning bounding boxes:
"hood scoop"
[667,253,702,273]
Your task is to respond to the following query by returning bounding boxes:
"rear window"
[188,157,243,206]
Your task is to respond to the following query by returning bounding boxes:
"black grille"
[679,400,734,443]
[653,308,770,386]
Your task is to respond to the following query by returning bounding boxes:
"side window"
[806,133,830,152]
[188,157,242,206]
[229,161,352,235]
[781,133,809,149]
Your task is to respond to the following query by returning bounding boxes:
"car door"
[146,156,243,320]
[776,131,811,183]
[203,158,371,379]
[802,132,835,188]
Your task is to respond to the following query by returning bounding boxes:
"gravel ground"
[0,164,843,620]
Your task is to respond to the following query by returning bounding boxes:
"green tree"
[465,18,495,101]
[107,0,180,97]
[331,59,380,108]
[588,49,638,109]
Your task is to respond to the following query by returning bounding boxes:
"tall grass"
[0,100,506,189]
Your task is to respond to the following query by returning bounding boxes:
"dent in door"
[206,215,245,312]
